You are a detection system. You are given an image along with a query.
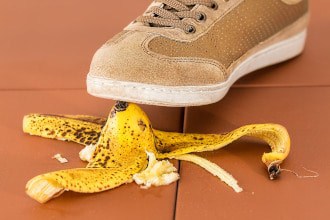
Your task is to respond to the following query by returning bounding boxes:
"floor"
[1,1,329,219]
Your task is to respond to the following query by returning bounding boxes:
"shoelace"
[136,0,226,34]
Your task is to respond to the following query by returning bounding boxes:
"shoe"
[87,0,309,107]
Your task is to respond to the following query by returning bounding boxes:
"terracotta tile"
[0,0,150,89]
[235,0,330,87]
[1,1,329,90]
[0,90,182,219]
[176,87,329,220]
[2,1,328,90]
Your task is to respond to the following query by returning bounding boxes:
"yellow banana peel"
[23,101,290,203]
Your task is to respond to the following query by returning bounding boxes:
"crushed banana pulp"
[133,152,180,189]
[79,144,97,162]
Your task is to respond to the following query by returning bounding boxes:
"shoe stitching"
[141,33,228,81]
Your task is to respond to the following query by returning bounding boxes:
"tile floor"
[1,0,329,219]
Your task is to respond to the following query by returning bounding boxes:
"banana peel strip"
[172,154,243,193]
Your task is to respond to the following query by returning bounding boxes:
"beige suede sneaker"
[87,0,309,106]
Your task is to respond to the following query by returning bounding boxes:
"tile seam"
[0,88,85,92]
[1,84,330,92]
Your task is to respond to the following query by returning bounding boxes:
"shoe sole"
[87,28,307,107]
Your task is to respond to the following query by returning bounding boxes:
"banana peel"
[23,101,290,203]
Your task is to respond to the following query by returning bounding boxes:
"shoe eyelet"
[196,12,207,22]
[211,2,218,10]
[185,25,196,34]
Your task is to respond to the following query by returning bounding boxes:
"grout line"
[1,84,330,92]
[233,84,330,88]
[180,107,186,134]
[182,107,189,134]
[172,160,181,220]
[172,107,188,220]
[0,88,85,92]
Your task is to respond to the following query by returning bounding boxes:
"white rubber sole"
[87,29,307,107]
